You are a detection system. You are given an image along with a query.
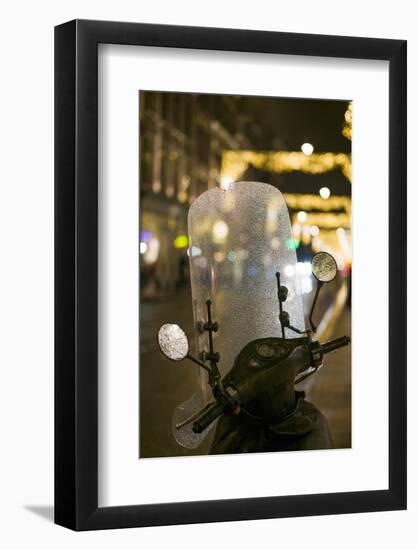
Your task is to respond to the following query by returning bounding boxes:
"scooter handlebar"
[321,335,350,355]
[192,400,225,433]
[192,335,351,433]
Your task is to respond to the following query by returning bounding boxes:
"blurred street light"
[297,211,307,223]
[319,187,331,199]
[301,142,314,155]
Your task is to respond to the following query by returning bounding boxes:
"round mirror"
[311,252,338,283]
[158,323,189,361]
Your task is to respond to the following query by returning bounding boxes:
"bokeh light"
[301,142,314,155]
[297,211,307,223]
[319,187,331,199]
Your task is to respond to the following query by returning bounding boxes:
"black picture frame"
[55,19,407,531]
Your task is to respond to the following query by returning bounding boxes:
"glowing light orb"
[297,211,307,223]
[301,142,314,155]
[319,187,331,200]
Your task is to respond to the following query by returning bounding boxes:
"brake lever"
[174,401,216,430]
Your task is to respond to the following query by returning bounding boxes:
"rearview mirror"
[311,251,337,283]
[157,323,189,361]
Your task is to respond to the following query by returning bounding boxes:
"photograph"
[139,91,352,458]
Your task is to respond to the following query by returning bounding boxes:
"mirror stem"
[309,281,323,333]
[186,353,212,374]
[275,271,286,339]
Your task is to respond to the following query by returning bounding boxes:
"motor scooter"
[157,182,350,454]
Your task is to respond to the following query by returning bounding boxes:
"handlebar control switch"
[309,340,324,370]
[224,385,241,414]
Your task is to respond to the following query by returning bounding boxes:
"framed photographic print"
[55,19,406,530]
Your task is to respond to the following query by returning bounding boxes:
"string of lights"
[220,150,352,185]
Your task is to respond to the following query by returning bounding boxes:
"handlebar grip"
[321,336,351,354]
[192,400,225,433]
